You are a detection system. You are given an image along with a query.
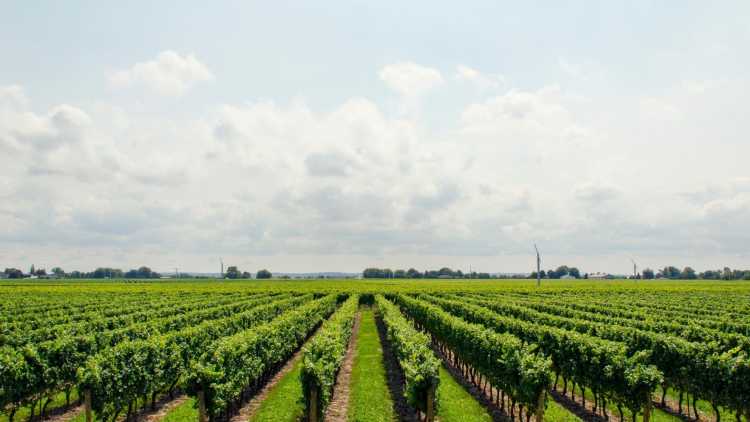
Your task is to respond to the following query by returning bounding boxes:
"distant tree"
[4,268,23,279]
[539,270,547,279]
[722,267,733,280]
[256,269,272,279]
[406,268,422,278]
[680,267,697,280]
[642,268,655,279]
[438,267,453,277]
[90,268,123,278]
[394,269,406,278]
[363,268,382,278]
[225,266,240,279]
[568,267,581,279]
[547,265,570,279]
[241,271,252,279]
[35,268,47,276]
[699,270,713,279]
[51,267,65,277]
[660,266,681,279]
[477,272,491,279]
[30,264,35,275]
[69,270,83,278]
[583,273,589,279]
[744,271,750,280]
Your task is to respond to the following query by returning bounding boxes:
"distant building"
[588,272,611,279]
[560,274,576,280]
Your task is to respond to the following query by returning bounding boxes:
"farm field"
[1,279,749,422]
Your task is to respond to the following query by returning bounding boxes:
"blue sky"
[1,1,749,273]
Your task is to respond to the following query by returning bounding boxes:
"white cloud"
[455,65,505,90]
[379,62,443,98]
[573,182,620,202]
[109,51,213,96]
[2,65,750,272]
[0,85,29,110]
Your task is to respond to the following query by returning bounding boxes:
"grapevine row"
[300,295,359,420]
[376,295,440,420]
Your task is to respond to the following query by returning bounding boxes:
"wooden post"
[426,385,435,422]
[643,401,651,422]
[197,391,208,422]
[309,387,318,422]
[535,391,545,421]
[84,390,92,422]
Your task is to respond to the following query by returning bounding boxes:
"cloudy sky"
[1,1,749,274]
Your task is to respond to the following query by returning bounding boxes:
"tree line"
[530,265,582,279]
[363,267,493,279]
[1,265,273,279]
[641,266,750,280]
[224,266,272,279]
[1,266,164,279]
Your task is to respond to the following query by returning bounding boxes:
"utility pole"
[535,244,541,287]
[631,258,638,279]
[220,258,224,279]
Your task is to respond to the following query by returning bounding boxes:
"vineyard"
[1,280,749,422]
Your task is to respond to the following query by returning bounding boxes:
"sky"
[1,1,749,274]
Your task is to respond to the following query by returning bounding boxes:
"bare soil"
[323,311,362,422]
[41,405,84,422]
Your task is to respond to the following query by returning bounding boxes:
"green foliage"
[79,294,309,420]
[300,295,358,418]
[2,279,750,421]
[416,293,661,413]
[375,295,440,412]
[186,295,340,418]
[392,294,552,411]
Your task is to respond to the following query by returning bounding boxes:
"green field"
[1,279,749,422]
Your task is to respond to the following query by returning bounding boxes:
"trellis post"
[309,387,318,422]
[426,384,435,422]
[535,391,545,421]
[84,390,92,422]
[197,391,208,422]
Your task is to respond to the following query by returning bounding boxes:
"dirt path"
[136,395,189,422]
[230,326,322,422]
[42,405,84,422]
[324,311,362,422]
[549,388,616,422]
[653,393,712,421]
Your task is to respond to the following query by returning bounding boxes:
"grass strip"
[248,359,306,422]
[348,308,395,422]
[435,364,491,422]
